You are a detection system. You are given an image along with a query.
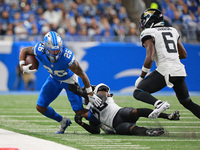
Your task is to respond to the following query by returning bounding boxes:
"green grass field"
[0,94,200,150]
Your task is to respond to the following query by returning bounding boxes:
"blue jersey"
[33,41,75,81]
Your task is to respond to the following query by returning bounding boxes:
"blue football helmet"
[140,8,164,30]
[44,31,63,62]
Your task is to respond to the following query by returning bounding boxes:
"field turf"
[0,94,200,150]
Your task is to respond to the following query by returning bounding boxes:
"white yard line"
[66,138,200,142]
[0,129,78,150]
[87,145,150,149]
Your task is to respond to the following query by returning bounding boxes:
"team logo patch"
[144,10,155,18]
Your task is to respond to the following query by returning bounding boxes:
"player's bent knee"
[115,123,133,135]
[179,97,191,104]
[132,109,137,115]
[133,89,142,99]
[36,105,47,114]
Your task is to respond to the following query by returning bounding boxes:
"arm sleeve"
[81,121,100,134]
[64,48,75,67]
[33,41,45,57]
[140,29,155,47]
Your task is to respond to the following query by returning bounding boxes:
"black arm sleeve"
[141,35,154,47]
[81,121,100,134]
[74,114,100,134]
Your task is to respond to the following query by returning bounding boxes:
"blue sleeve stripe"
[33,43,39,56]
[69,55,75,66]
[33,47,36,56]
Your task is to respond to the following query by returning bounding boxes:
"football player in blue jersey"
[19,31,102,134]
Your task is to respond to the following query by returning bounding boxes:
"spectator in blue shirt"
[0,10,10,31]
[21,4,33,21]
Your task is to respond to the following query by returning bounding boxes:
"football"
[25,55,39,70]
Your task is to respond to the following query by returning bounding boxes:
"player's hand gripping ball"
[22,55,39,73]
[25,55,39,70]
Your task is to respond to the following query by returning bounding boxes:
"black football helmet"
[140,8,164,29]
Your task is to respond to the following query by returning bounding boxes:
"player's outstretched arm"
[69,60,91,88]
[135,38,155,88]
[68,83,89,101]
[74,114,100,134]
[69,61,102,107]
[142,38,155,77]
[177,40,187,59]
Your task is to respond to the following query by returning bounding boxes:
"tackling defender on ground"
[69,83,180,136]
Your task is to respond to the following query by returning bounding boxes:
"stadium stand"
[0,0,199,43]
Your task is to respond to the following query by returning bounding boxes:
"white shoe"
[148,101,170,119]
[55,117,72,134]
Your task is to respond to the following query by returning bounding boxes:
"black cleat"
[168,111,180,120]
[146,128,164,136]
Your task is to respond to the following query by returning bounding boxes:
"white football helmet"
[94,83,110,94]
[44,31,63,62]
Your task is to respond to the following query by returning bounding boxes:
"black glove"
[68,83,89,100]
[74,114,83,125]
[68,83,83,95]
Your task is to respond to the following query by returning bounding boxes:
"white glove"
[88,94,102,107]
[22,64,37,74]
[135,77,144,88]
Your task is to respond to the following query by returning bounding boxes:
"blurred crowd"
[0,0,199,42]
[159,0,200,42]
[0,0,138,41]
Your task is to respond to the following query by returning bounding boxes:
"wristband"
[19,60,25,66]
[142,66,150,73]
[86,86,92,93]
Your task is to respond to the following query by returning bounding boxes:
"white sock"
[154,100,162,108]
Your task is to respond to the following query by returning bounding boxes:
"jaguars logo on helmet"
[140,8,164,30]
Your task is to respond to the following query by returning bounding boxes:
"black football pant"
[134,70,190,103]
[134,70,200,119]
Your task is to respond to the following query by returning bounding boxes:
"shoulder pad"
[140,29,155,46]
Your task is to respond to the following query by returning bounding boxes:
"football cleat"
[149,128,164,131]
[148,101,170,119]
[168,111,180,120]
[146,128,164,136]
[55,117,72,134]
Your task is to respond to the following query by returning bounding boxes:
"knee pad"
[179,97,191,104]
[133,89,142,99]
[115,123,133,135]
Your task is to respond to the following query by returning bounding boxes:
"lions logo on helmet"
[44,31,63,63]
[140,8,164,30]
